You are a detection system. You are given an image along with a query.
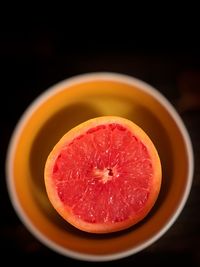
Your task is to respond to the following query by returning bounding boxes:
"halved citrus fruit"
[44,116,162,233]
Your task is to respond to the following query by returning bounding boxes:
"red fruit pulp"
[52,123,152,224]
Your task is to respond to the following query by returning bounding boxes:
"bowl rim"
[6,72,194,262]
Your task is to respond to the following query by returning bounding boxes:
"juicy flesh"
[52,123,153,224]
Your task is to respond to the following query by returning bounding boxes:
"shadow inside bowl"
[29,102,101,227]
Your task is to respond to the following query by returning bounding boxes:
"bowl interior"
[9,77,189,258]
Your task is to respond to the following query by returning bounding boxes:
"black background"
[1,18,200,266]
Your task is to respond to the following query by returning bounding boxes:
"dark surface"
[1,29,200,266]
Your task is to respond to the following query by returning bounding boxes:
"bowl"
[6,72,194,261]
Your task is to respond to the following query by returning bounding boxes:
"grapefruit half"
[44,116,162,233]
